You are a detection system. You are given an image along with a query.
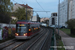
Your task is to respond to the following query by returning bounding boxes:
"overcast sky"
[11,0,64,18]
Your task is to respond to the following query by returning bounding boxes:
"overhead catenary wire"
[35,0,50,17]
[13,0,50,17]
[13,0,19,4]
[35,0,45,12]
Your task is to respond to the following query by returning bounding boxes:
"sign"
[19,24,24,26]
[0,28,3,40]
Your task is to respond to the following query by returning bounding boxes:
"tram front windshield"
[16,24,27,33]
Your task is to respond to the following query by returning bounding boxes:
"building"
[49,13,58,27]
[40,18,49,25]
[58,0,73,27]
[11,16,17,20]
[31,16,38,22]
[71,0,75,19]
[12,3,33,20]
[31,15,40,22]
[40,18,49,22]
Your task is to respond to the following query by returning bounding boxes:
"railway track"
[0,27,52,50]
[26,28,48,50]
[0,28,44,50]
[26,28,50,50]
[11,28,44,50]
[14,27,46,50]
[0,41,16,50]
[40,28,52,50]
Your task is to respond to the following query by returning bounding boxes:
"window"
[16,24,27,33]
[53,13,57,16]
[52,18,55,25]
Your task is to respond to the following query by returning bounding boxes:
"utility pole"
[26,4,27,20]
[58,0,60,36]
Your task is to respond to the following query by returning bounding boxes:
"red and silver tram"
[15,20,40,39]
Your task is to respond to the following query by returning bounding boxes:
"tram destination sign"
[19,24,25,26]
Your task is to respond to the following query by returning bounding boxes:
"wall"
[31,16,37,21]
[0,23,16,28]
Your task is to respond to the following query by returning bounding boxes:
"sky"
[11,0,64,18]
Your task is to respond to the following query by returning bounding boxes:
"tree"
[11,19,17,24]
[0,0,13,13]
[37,14,40,22]
[0,13,11,24]
[66,19,75,29]
[0,0,13,23]
[13,7,31,20]
[66,19,75,35]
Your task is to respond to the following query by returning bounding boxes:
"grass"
[55,33,65,50]
[60,28,75,37]
[57,40,65,50]
[60,29,70,35]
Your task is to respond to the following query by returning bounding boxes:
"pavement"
[56,29,75,50]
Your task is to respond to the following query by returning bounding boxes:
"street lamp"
[58,0,60,36]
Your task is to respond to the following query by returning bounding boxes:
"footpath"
[56,29,75,50]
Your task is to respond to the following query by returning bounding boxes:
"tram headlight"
[24,33,27,36]
[34,28,36,30]
[29,29,31,31]
[15,33,19,36]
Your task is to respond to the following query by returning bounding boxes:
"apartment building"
[71,0,75,19]
[49,13,58,27]
[58,0,73,27]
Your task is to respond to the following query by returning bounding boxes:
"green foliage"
[60,28,75,37]
[0,13,11,24]
[37,14,40,22]
[0,0,13,13]
[13,7,31,20]
[11,19,17,24]
[60,29,70,35]
[66,19,75,29]
[0,0,13,23]
[57,40,65,50]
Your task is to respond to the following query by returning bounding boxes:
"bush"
[66,19,75,35]
[66,19,75,29]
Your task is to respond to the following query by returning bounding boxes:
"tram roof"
[17,20,39,23]
[18,20,31,22]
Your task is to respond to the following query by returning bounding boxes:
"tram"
[15,20,40,39]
